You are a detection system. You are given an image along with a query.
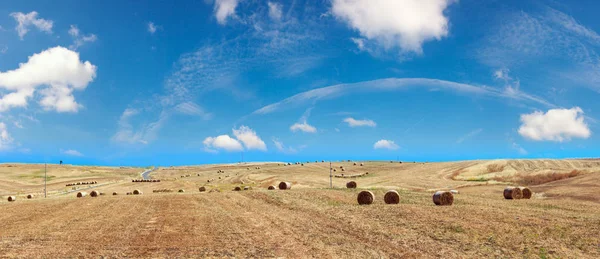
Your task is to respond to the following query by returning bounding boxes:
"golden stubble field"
[1,159,600,258]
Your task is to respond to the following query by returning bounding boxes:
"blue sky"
[1,0,599,166]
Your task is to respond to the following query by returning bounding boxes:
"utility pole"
[329,161,332,188]
[44,163,47,198]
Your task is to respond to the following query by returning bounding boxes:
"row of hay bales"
[180,174,192,178]
[132,179,161,183]
[66,181,98,187]
[352,162,365,166]
[153,189,174,193]
[217,170,225,173]
[356,190,454,206]
[335,172,369,178]
[503,186,532,199]
[76,189,142,198]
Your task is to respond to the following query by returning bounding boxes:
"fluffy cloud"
[373,139,399,150]
[0,46,97,113]
[214,0,239,25]
[331,0,454,54]
[232,125,267,151]
[203,135,244,152]
[203,125,266,152]
[343,117,376,127]
[68,25,97,50]
[518,107,591,142]
[290,122,317,133]
[268,2,283,21]
[0,122,13,151]
[10,11,53,39]
[61,149,83,157]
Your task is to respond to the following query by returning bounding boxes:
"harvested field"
[1,160,600,257]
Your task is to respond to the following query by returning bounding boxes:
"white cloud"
[203,125,266,152]
[0,122,13,151]
[68,25,97,50]
[456,128,483,144]
[13,121,23,129]
[290,108,317,133]
[214,0,239,25]
[290,122,317,133]
[373,139,399,150]
[112,109,169,145]
[232,125,267,150]
[512,141,528,155]
[272,138,297,154]
[251,78,554,116]
[10,11,53,39]
[494,68,511,81]
[518,107,591,142]
[61,149,83,157]
[268,2,283,21]
[203,135,243,152]
[174,102,212,119]
[0,46,97,113]
[148,22,158,34]
[331,0,454,54]
[343,117,376,127]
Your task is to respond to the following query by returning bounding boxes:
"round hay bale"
[178,189,185,193]
[27,194,33,199]
[346,181,357,189]
[384,190,400,204]
[133,189,142,195]
[450,190,459,195]
[433,191,454,206]
[278,181,291,190]
[7,196,16,202]
[199,186,206,192]
[357,191,374,205]
[503,187,523,200]
[353,162,357,165]
[113,192,118,195]
[243,186,250,190]
[90,190,100,197]
[519,187,532,199]
[234,186,242,191]
[77,191,88,198]
[268,185,275,190]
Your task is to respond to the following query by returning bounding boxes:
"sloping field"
[1,160,600,258]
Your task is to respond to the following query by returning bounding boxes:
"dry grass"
[486,164,505,173]
[2,161,600,257]
[494,170,585,186]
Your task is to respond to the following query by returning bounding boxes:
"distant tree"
[60,160,63,165]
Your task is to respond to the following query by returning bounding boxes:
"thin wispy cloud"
[68,25,97,50]
[456,128,483,144]
[343,117,376,127]
[10,11,53,39]
[251,78,555,116]
[61,149,83,157]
